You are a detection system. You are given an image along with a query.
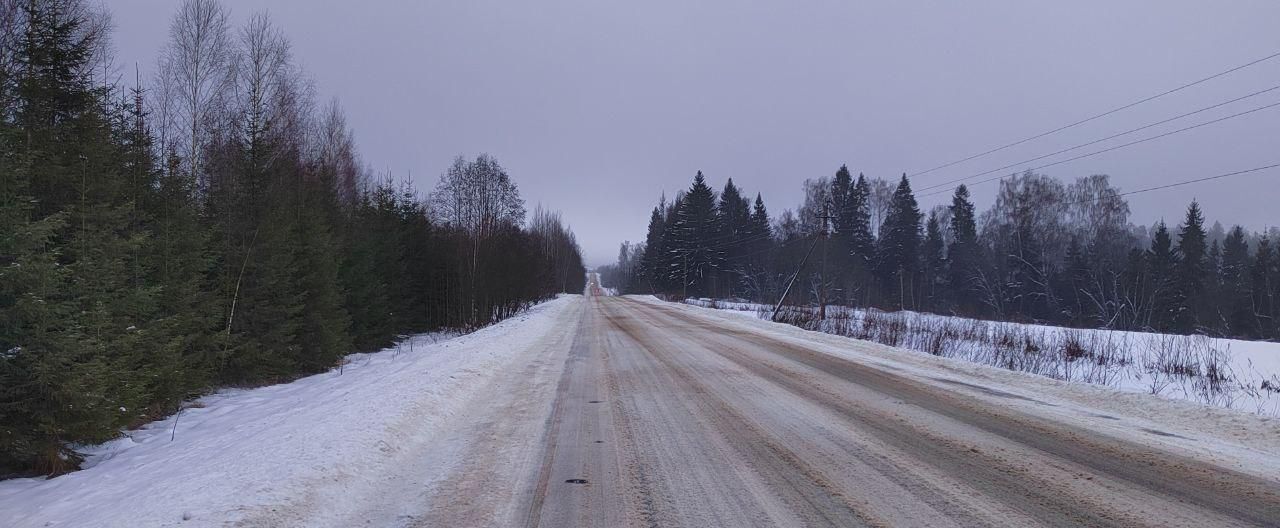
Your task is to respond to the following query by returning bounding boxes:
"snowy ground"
[0,296,579,528]
[685,298,1280,416]
[3,293,1277,526]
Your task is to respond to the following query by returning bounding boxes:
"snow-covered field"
[0,296,578,528]
[686,298,1280,416]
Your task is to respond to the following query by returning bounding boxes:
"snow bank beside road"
[661,297,1280,478]
[684,298,1280,416]
[0,296,579,528]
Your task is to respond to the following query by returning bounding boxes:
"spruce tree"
[1147,222,1181,331]
[1,0,152,473]
[669,172,721,297]
[1252,237,1277,338]
[1220,226,1253,336]
[741,193,773,290]
[640,197,668,293]
[846,174,875,267]
[831,165,854,233]
[921,212,945,311]
[0,120,75,472]
[146,152,217,406]
[1174,201,1208,333]
[946,185,979,314]
[716,178,751,296]
[875,174,923,308]
[841,174,875,305]
[341,184,399,350]
[292,193,352,372]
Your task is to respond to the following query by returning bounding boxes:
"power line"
[1061,163,1279,207]
[918,99,1280,198]
[666,231,775,254]
[909,49,1280,178]
[916,84,1280,192]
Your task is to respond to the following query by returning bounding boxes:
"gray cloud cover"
[109,0,1280,266]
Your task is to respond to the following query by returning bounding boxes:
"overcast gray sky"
[109,1,1280,266]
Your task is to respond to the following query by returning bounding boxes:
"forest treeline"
[601,167,1279,342]
[0,0,584,475]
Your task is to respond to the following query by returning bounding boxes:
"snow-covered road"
[4,290,1280,527]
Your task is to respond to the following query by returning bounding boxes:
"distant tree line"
[601,166,1279,342]
[1,0,583,475]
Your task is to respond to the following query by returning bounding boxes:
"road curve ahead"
[411,293,1280,527]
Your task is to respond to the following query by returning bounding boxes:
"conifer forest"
[602,167,1280,341]
[0,0,584,475]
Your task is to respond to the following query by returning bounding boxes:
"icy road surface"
[401,295,1280,527]
[5,285,1280,527]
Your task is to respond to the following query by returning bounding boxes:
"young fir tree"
[146,149,217,405]
[0,0,156,473]
[0,103,75,472]
[291,189,352,372]
[341,191,395,351]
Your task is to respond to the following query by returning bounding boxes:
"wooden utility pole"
[772,203,836,322]
[818,201,833,320]
[772,236,819,322]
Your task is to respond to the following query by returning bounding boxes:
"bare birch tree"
[233,12,289,166]
[159,0,231,180]
[315,98,362,206]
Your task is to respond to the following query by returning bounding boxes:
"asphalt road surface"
[405,285,1280,527]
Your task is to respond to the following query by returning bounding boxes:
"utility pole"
[818,201,833,320]
[772,203,836,322]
